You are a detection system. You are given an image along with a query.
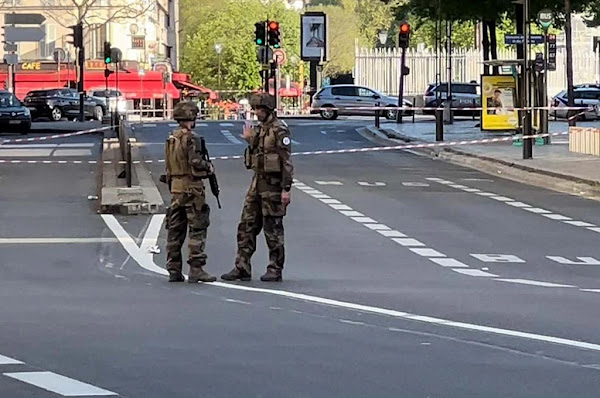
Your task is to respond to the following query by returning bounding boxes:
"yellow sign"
[22,62,41,70]
[481,75,519,131]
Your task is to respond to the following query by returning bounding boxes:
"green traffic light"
[257,39,263,45]
[105,57,111,63]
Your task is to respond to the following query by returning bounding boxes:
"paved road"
[1,120,600,397]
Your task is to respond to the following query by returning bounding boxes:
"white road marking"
[330,204,352,210]
[142,123,157,127]
[392,238,425,247]
[311,194,331,199]
[225,298,251,305]
[357,181,386,187]
[470,254,526,263]
[0,238,119,244]
[546,256,600,265]
[364,224,391,231]
[507,202,531,208]
[168,123,178,127]
[315,181,343,185]
[197,123,208,127]
[321,130,327,135]
[402,182,430,187]
[543,214,572,221]
[563,221,596,227]
[0,143,95,149]
[429,258,469,268]
[339,319,365,325]
[461,178,494,182]
[425,178,444,181]
[524,208,552,214]
[219,123,234,127]
[490,196,514,202]
[350,216,377,223]
[0,354,23,365]
[303,189,322,194]
[589,227,600,233]
[448,184,469,189]
[580,289,600,293]
[452,269,498,277]
[201,281,600,353]
[101,215,168,276]
[409,248,446,257]
[496,279,575,288]
[4,371,117,396]
[320,199,341,204]
[220,129,243,144]
[462,188,481,193]
[339,210,364,217]
[377,230,407,238]
[476,192,496,197]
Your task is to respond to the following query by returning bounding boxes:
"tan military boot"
[221,267,252,281]
[260,268,282,282]
[188,268,217,283]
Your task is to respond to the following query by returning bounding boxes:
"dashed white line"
[564,221,596,227]
[340,210,364,217]
[4,371,117,396]
[580,289,600,293]
[490,196,514,202]
[525,208,552,214]
[364,224,391,231]
[496,279,575,288]
[543,214,572,221]
[339,319,365,326]
[409,248,446,257]
[219,123,234,127]
[452,269,499,277]
[351,216,377,223]
[0,354,23,365]
[315,181,343,185]
[0,238,119,244]
[429,258,470,268]
[392,238,426,247]
[320,199,341,204]
[507,202,531,208]
[330,204,353,210]
[588,227,600,234]
[378,230,407,238]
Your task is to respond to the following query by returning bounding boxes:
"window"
[92,24,107,59]
[358,88,376,97]
[0,92,19,108]
[576,90,600,100]
[41,23,57,59]
[331,87,357,96]
[165,13,170,27]
[453,84,478,94]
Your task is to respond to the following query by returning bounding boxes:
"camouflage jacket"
[165,127,212,192]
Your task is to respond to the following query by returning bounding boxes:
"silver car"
[312,85,413,120]
[552,85,600,120]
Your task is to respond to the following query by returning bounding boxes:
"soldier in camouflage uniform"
[221,93,293,282]
[164,101,217,283]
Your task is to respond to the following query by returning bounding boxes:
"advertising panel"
[481,75,519,131]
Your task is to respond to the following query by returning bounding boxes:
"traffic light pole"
[78,46,85,122]
[396,45,407,124]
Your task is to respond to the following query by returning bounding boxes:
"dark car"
[0,91,31,134]
[423,82,480,115]
[23,89,106,121]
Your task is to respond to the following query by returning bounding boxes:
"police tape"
[0,126,113,145]
[0,130,570,165]
[310,105,596,112]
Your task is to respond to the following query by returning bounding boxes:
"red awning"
[173,80,218,100]
[84,71,179,100]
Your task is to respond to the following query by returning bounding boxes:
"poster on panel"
[481,75,519,131]
[301,12,327,62]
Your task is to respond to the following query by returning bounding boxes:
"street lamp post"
[378,30,388,46]
[215,43,223,90]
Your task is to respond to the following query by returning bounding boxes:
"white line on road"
[580,289,600,293]
[4,371,117,396]
[452,269,499,277]
[410,248,446,257]
[321,130,327,135]
[221,129,243,144]
[0,238,119,244]
[402,182,430,187]
[142,124,157,128]
[496,279,575,288]
[0,355,23,365]
[315,181,343,185]
[219,123,234,127]
[429,258,470,268]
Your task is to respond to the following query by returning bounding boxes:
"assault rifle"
[201,137,221,209]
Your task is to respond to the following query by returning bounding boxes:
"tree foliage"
[180,0,301,92]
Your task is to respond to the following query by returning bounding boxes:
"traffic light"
[398,22,411,49]
[68,23,83,48]
[103,41,112,64]
[267,21,281,49]
[254,22,266,46]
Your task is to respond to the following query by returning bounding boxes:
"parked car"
[0,91,31,134]
[88,89,127,114]
[423,82,480,115]
[23,89,106,121]
[311,84,413,120]
[552,85,600,120]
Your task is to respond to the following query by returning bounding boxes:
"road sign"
[547,34,557,71]
[535,52,544,72]
[538,9,553,29]
[273,49,286,65]
[53,48,66,63]
[504,34,544,45]
[3,53,18,65]
[3,42,17,52]
[4,13,46,25]
[4,26,45,42]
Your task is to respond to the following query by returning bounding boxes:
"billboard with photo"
[481,75,519,131]
[301,12,328,62]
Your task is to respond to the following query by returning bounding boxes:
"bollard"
[126,140,132,188]
[435,108,444,142]
[375,102,380,128]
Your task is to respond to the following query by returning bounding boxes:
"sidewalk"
[372,119,600,198]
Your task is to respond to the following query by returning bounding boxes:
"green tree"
[180,0,302,92]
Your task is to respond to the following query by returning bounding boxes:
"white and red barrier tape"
[0,130,569,165]
[0,126,112,145]
[310,105,596,112]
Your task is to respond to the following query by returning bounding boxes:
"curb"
[365,125,600,201]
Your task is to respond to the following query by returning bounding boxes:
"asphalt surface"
[1,118,600,397]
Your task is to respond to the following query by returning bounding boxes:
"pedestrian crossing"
[0,143,95,158]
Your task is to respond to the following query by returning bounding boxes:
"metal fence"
[355,46,600,99]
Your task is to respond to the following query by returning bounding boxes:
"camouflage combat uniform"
[222,94,294,282]
[164,102,216,283]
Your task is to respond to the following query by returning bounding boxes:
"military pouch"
[171,178,187,193]
[264,153,281,173]
[244,147,252,169]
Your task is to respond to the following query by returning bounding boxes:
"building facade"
[1,0,179,71]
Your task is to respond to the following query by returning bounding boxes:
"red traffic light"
[269,21,279,31]
[400,23,410,34]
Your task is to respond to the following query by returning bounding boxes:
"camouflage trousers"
[235,177,286,273]
[166,189,210,275]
